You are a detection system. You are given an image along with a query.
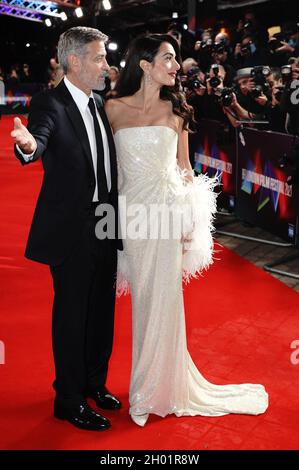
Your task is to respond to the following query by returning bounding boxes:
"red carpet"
[1,115,299,450]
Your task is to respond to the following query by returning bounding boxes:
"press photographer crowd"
[177,14,299,137]
[1,10,299,143]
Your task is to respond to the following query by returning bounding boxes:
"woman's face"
[148,42,180,87]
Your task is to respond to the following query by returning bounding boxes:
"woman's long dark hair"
[115,34,194,131]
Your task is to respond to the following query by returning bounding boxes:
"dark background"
[1,0,298,81]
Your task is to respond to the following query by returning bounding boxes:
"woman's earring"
[145,73,152,85]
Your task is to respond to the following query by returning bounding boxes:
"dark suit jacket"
[15,79,121,266]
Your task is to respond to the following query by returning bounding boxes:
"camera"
[213,41,227,54]
[243,20,253,31]
[209,64,222,88]
[272,65,293,101]
[248,84,263,98]
[240,43,251,56]
[200,38,214,53]
[251,65,271,81]
[180,67,205,92]
[248,66,270,98]
[281,64,292,84]
[215,87,235,107]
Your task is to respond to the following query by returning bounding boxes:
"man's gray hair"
[57,26,108,74]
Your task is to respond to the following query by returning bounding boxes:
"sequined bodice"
[114,126,178,198]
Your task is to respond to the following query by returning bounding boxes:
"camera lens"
[210,76,221,88]
[249,85,263,98]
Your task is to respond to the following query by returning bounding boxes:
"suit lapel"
[55,80,94,174]
[65,102,94,173]
[55,81,117,191]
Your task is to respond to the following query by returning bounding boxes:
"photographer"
[217,66,272,128]
[265,68,287,133]
[234,67,271,117]
[180,60,206,124]
[234,32,269,69]
[212,40,236,83]
[223,66,287,133]
[194,29,214,73]
[202,63,233,121]
[231,10,268,50]
[269,22,299,67]
[222,92,258,128]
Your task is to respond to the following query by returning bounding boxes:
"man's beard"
[96,79,106,91]
[80,72,105,91]
[88,75,106,91]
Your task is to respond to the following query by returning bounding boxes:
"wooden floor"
[215,212,299,294]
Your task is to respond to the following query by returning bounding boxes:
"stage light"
[26,43,30,48]
[45,18,52,27]
[103,0,112,10]
[75,7,83,18]
[183,24,188,30]
[60,12,67,21]
[172,12,178,19]
[120,60,126,68]
[108,42,118,51]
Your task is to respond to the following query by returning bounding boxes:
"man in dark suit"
[11,27,121,431]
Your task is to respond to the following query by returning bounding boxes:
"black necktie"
[88,97,109,200]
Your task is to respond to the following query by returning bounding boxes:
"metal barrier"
[193,119,299,278]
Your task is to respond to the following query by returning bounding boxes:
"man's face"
[214,50,228,63]
[238,77,254,95]
[76,40,109,91]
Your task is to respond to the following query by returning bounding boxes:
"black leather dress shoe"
[88,388,122,410]
[54,400,111,431]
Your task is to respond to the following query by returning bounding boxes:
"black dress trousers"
[50,203,117,405]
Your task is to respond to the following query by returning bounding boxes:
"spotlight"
[172,12,178,19]
[103,0,112,10]
[75,7,83,18]
[183,24,188,30]
[108,42,118,51]
[45,18,52,27]
[26,43,30,48]
[120,60,126,68]
[60,12,67,21]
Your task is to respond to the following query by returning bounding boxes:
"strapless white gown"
[114,126,268,424]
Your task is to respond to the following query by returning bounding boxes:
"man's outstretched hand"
[11,117,37,155]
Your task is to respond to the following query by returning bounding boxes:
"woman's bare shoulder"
[105,98,121,111]
[104,98,123,124]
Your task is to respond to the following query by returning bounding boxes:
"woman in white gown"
[105,34,268,426]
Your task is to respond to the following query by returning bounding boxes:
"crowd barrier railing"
[193,119,299,278]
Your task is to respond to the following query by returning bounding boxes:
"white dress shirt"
[18,76,112,202]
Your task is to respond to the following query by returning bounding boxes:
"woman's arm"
[177,122,193,183]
